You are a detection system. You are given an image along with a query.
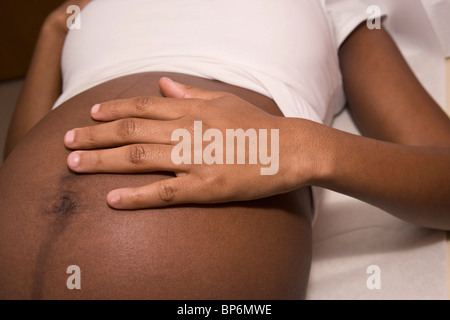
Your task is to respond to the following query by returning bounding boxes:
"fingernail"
[65,130,75,145]
[91,104,100,114]
[68,152,81,168]
[108,190,121,207]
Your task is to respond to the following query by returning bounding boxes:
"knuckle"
[197,99,210,109]
[135,96,151,111]
[91,151,103,167]
[85,126,98,144]
[200,119,213,132]
[127,144,148,165]
[158,182,176,203]
[189,98,207,112]
[184,121,196,137]
[211,172,227,187]
[194,172,224,202]
[203,169,226,188]
[106,101,120,115]
[117,118,140,138]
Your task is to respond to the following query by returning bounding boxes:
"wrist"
[285,118,337,188]
[310,126,362,191]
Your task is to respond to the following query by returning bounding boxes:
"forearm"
[309,123,450,230]
[4,19,66,158]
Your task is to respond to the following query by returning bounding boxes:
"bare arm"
[314,23,450,229]
[4,20,65,158]
[61,22,450,230]
[4,0,91,159]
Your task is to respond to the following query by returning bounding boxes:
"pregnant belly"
[0,72,313,299]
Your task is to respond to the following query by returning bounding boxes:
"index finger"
[90,96,201,122]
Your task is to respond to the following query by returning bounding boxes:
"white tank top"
[54,0,375,126]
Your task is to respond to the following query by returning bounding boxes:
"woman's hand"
[64,78,326,209]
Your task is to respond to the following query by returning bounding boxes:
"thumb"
[159,77,225,100]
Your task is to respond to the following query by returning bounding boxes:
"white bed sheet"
[307,0,449,300]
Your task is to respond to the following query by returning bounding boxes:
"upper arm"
[338,23,450,148]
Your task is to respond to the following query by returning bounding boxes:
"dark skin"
[340,23,450,148]
[4,4,450,228]
[2,6,450,299]
[1,3,310,299]
[331,24,450,226]
[4,0,92,157]
[5,4,450,226]
[63,24,450,229]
